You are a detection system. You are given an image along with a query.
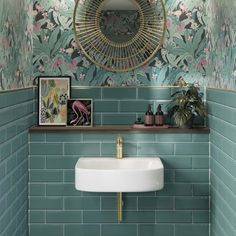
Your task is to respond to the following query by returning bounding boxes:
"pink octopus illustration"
[70,100,90,126]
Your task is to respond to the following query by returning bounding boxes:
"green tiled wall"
[207,89,236,236]
[71,87,173,125]
[29,131,209,236]
[0,88,36,236]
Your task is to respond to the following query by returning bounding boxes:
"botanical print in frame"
[38,76,71,125]
[67,99,93,127]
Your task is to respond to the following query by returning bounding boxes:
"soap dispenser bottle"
[144,104,154,126]
[155,104,164,126]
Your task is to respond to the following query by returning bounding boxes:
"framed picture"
[67,99,93,127]
[38,76,71,126]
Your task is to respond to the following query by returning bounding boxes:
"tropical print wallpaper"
[31,0,209,86]
[0,0,236,90]
[206,0,236,90]
[0,0,32,90]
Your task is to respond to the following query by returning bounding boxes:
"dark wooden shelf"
[29,125,210,133]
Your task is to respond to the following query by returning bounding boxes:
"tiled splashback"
[207,89,236,236]
[71,87,205,126]
[71,87,171,125]
[29,132,209,236]
[0,88,36,236]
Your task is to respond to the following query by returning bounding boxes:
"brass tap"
[116,136,123,159]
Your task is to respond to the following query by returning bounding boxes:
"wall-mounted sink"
[75,157,164,192]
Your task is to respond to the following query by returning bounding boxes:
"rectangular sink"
[75,157,164,192]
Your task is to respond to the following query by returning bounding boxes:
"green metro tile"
[29,184,45,196]
[30,197,63,210]
[30,224,63,236]
[94,101,119,112]
[46,211,82,223]
[64,224,100,236]
[138,197,173,210]
[156,211,192,223]
[156,134,192,142]
[83,133,118,142]
[211,172,236,212]
[120,100,148,112]
[121,133,156,142]
[175,197,209,210]
[83,211,117,223]
[192,156,209,169]
[123,211,155,223]
[138,143,174,155]
[93,113,102,125]
[46,133,82,142]
[6,153,17,172]
[102,88,136,99]
[0,162,5,179]
[193,211,209,223]
[30,143,63,155]
[0,128,6,144]
[138,224,174,236]
[164,170,174,183]
[175,143,209,155]
[29,211,45,223]
[30,133,46,142]
[46,183,82,196]
[157,183,192,196]
[101,224,137,236]
[6,125,17,140]
[138,87,171,100]
[102,114,136,125]
[30,170,63,182]
[64,197,100,210]
[193,184,210,196]
[175,170,209,183]
[29,156,45,169]
[0,142,11,162]
[192,134,209,142]
[175,224,209,236]
[63,170,74,182]
[46,156,77,169]
[71,87,102,99]
[64,143,100,155]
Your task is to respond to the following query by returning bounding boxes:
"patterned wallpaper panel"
[31,0,209,87]
[206,0,236,90]
[0,0,32,90]
[0,0,236,90]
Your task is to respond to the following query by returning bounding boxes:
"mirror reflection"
[99,0,141,43]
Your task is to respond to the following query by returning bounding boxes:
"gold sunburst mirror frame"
[73,0,166,72]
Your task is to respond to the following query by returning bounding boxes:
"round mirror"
[73,0,166,72]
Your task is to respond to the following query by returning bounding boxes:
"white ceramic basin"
[75,157,164,192]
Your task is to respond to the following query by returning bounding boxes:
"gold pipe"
[117,192,122,223]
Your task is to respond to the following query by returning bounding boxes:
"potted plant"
[168,78,207,128]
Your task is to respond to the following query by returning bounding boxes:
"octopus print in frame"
[38,76,71,125]
[67,99,93,127]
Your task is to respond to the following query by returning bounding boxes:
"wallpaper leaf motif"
[31,0,209,87]
[1,0,235,90]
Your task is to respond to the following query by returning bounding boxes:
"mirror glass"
[99,0,141,43]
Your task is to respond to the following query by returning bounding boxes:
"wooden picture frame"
[67,99,93,127]
[38,76,71,126]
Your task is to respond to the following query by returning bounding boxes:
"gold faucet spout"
[116,136,123,159]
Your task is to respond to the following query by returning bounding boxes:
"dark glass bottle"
[155,104,164,126]
[144,104,154,126]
